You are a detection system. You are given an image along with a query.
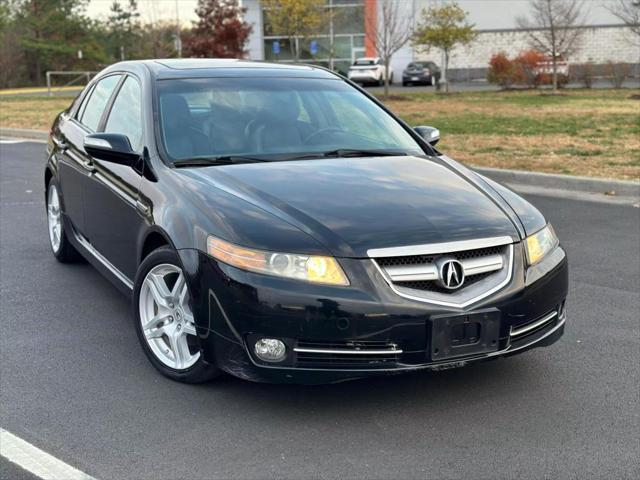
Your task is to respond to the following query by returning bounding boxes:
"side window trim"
[74,84,95,121]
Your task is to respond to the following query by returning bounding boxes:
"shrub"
[606,62,630,88]
[487,52,517,89]
[578,62,595,88]
[514,50,546,88]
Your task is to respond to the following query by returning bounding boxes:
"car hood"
[187,156,521,258]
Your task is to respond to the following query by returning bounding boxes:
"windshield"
[156,77,423,162]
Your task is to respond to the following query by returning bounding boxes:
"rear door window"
[79,75,122,131]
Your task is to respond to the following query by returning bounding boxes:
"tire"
[133,247,221,383]
[402,81,408,87]
[46,178,81,263]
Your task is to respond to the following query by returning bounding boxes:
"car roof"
[102,59,339,81]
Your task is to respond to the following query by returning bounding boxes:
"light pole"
[175,0,182,58]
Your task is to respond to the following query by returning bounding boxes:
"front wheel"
[133,247,220,383]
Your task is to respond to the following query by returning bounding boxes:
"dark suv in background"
[403,61,441,86]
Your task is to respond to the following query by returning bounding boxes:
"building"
[244,0,380,76]
[243,0,639,82]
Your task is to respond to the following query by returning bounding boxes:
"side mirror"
[414,126,440,146]
[84,133,139,166]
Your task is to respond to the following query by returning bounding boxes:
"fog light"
[254,338,286,362]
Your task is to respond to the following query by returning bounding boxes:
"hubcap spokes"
[139,264,199,370]
[47,186,62,252]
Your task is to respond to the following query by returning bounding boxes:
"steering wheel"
[304,127,345,144]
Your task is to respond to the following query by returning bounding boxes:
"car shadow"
[192,354,547,420]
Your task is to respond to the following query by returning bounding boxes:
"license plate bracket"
[430,310,501,361]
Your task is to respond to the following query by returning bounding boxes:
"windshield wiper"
[321,149,408,158]
[173,150,410,167]
[280,149,410,161]
[173,156,270,168]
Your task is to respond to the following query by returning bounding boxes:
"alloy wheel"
[47,185,62,252]
[139,263,200,370]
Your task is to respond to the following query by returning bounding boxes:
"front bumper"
[178,245,568,384]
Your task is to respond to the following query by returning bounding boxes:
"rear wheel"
[133,247,220,383]
[46,179,81,262]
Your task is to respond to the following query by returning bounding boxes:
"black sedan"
[402,61,441,86]
[45,59,568,384]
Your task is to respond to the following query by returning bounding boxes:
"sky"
[85,0,623,30]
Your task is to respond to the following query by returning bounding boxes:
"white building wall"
[416,25,640,70]
[387,0,415,81]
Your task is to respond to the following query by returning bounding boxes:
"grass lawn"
[0,96,73,131]
[384,88,640,181]
[1,88,638,180]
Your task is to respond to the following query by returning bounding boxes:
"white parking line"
[0,428,96,480]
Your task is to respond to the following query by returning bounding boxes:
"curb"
[474,166,639,198]
[0,127,49,141]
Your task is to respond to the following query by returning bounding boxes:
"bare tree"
[365,0,412,98]
[517,0,586,92]
[607,0,640,46]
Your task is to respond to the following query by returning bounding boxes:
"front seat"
[160,95,210,159]
[245,96,311,153]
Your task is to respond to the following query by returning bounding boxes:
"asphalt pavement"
[1,141,639,480]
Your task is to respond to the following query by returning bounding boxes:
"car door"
[57,74,122,235]
[83,75,146,281]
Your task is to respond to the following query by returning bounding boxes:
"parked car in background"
[348,57,392,86]
[403,61,441,86]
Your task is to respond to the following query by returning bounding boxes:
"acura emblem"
[437,258,465,290]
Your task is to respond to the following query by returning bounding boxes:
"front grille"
[377,245,504,269]
[396,271,494,293]
[374,245,508,294]
[294,340,401,369]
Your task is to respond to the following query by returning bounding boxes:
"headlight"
[207,236,349,286]
[524,224,559,266]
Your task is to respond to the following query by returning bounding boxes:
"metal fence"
[45,71,98,96]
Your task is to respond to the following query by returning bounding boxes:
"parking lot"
[1,140,638,479]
